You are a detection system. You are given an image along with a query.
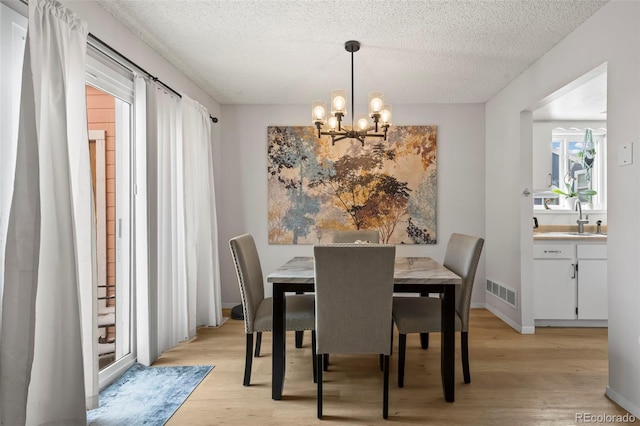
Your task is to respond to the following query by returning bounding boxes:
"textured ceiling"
[95,0,608,106]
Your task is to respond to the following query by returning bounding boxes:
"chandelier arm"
[356,125,387,135]
[321,130,351,139]
[357,132,385,138]
[331,134,351,144]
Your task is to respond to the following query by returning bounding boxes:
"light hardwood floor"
[156,309,631,425]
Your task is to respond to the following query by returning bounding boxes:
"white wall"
[218,103,486,307]
[486,1,640,415]
[532,122,556,190]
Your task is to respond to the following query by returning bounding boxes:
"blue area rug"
[87,363,213,425]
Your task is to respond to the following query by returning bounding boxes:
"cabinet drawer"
[577,244,607,259]
[533,244,574,259]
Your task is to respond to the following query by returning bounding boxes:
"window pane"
[551,152,559,187]
[551,129,606,209]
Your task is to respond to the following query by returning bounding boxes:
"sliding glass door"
[86,49,136,385]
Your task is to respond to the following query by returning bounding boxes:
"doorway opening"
[524,63,608,331]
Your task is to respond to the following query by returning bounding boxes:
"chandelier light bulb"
[312,101,327,122]
[380,105,392,125]
[357,116,369,130]
[331,89,347,115]
[328,116,338,130]
[369,91,384,114]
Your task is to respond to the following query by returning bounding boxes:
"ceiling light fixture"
[312,40,392,146]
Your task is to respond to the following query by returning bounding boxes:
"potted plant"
[579,128,596,180]
[552,174,597,208]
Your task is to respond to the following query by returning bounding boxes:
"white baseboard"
[535,319,607,328]
[605,386,640,419]
[484,303,532,334]
[222,302,240,309]
[471,302,534,334]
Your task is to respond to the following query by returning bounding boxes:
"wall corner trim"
[605,386,640,418]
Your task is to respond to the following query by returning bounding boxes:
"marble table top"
[267,256,461,285]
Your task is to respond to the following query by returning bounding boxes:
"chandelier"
[312,40,392,146]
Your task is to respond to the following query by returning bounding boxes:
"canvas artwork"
[267,125,437,245]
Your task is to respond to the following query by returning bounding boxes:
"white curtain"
[144,84,223,361]
[150,82,189,355]
[0,5,27,330]
[181,95,223,333]
[0,0,94,424]
[134,75,153,366]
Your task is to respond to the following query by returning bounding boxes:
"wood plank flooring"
[154,309,630,425]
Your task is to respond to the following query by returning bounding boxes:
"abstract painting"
[268,125,437,245]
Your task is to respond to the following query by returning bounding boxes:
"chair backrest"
[331,229,380,243]
[443,233,484,331]
[314,244,395,355]
[229,234,265,334]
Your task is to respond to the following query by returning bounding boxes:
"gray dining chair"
[314,243,395,419]
[325,229,380,369]
[331,229,380,243]
[229,233,317,386]
[392,233,484,387]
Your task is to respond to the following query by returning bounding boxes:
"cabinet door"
[533,260,577,319]
[577,259,607,320]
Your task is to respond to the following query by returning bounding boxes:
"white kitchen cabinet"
[533,240,607,324]
[577,245,607,320]
[533,244,576,320]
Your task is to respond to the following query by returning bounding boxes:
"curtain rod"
[17,0,219,124]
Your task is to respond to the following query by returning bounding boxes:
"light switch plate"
[618,143,633,166]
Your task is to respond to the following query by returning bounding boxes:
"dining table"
[266,256,462,402]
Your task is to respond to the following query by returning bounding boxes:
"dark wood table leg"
[419,332,429,349]
[441,285,455,402]
[295,291,304,348]
[419,291,429,348]
[272,283,286,400]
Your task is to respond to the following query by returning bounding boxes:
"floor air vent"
[485,279,517,308]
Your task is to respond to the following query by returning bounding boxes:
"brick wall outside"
[86,85,116,339]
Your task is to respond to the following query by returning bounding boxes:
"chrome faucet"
[575,200,589,233]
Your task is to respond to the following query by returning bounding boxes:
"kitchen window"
[551,128,606,210]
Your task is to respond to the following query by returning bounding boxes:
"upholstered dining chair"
[331,229,380,243]
[314,244,395,419]
[229,233,317,386]
[323,229,380,370]
[392,233,484,387]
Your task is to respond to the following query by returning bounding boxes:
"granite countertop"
[533,224,607,241]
